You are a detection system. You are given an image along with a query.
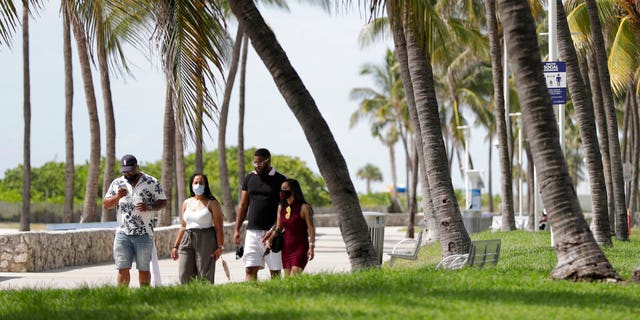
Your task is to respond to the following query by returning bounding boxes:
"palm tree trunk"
[159,83,175,227]
[218,25,244,221]
[556,0,611,246]
[62,2,74,223]
[387,6,439,242]
[20,0,31,231]
[174,121,186,225]
[97,20,116,223]
[238,32,248,196]
[628,86,639,217]
[71,8,101,223]
[487,133,494,213]
[229,0,378,269]
[499,0,620,280]
[484,0,515,230]
[584,0,628,240]
[195,57,204,173]
[404,19,470,256]
[586,51,615,236]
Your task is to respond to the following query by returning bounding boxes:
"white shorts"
[244,229,282,271]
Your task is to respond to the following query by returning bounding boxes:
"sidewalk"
[0,227,409,289]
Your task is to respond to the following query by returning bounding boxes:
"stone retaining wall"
[0,223,245,272]
[0,213,422,272]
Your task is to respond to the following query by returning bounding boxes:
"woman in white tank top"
[170,173,224,284]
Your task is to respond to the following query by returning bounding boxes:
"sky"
[0,2,495,196]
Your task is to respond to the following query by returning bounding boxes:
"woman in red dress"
[266,179,316,276]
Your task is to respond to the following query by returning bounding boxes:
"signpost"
[543,61,567,104]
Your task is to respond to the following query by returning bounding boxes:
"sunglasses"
[253,158,270,166]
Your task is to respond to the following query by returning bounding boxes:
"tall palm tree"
[218,25,244,221]
[356,164,383,195]
[91,0,117,223]
[349,49,405,207]
[556,0,611,246]
[66,2,101,223]
[484,0,515,231]
[386,4,439,242]
[584,0,628,240]
[238,32,248,196]
[160,84,175,227]
[498,0,620,281]
[20,0,31,231]
[62,0,75,223]
[136,0,229,225]
[387,0,472,257]
[229,0,378,269]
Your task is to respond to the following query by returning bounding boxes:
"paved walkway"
[0,227,408,289]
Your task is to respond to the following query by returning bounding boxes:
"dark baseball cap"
[120,154,138,172]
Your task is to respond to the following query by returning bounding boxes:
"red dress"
[279,201,310,269]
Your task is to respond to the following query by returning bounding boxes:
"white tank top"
[184,198,214,229]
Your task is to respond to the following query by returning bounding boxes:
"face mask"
[124,173,140,183]
[193,184,205,195]
[279,190,292,200]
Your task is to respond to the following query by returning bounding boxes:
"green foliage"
[358,192,392,207]
[0,148,329,207]
[1,230,640,319]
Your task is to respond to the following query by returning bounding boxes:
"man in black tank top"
[234,148,287,281]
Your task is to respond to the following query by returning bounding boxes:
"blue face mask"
[193,184,205,195]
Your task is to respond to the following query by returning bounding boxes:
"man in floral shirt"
[103,154,167,287]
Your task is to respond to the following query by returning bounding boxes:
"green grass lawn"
[1,230,639,319]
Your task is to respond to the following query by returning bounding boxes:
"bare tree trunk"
[587,51,615,236]
[485,0,514,230]
[230,0,378,269]
[584,0,628,240]
[238,33,249,197]
[499,0,620,280]
[404,17,470,257]
[62,2,74,223]
[97,15,116,223]
[556,0,610,246]
[388,5,439,243]
[71,8,101,223]
[174,121,186,225]
[20,0,31,231]
[218,25,243,221]
[159,83,175,227]
[487,133,494,213]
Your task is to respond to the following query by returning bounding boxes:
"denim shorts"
[113,233,153,271]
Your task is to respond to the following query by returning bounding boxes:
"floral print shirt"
[105,172,166,236]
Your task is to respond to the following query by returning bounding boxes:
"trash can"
[363,211,386,265]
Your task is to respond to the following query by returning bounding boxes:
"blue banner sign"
[543,61,567,104]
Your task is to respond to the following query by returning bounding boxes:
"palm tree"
[229,0,378,269]
[388,0,472,257]
[62,0,75,223]
[136,0,229,226]
[92,0,117,223]
[67,2,101,223]
[387,8,439,242]
[498,0,620,281]
[556,0,611,246]
[0,1,18,46]
[584,0,628,240]
[160,84,175,227]
[20,0,31,231]
[484,0,515,231]
[349,48,405,209]
[356,164,383,194]
[218,25,244,221]
[237,32,248,197]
